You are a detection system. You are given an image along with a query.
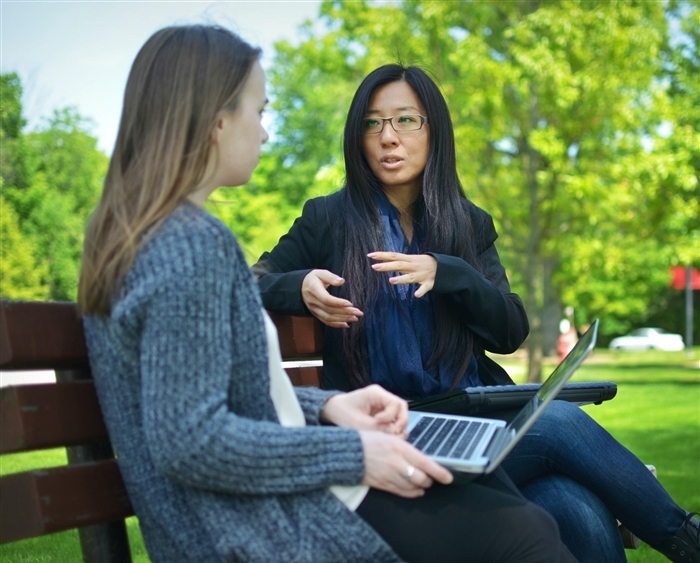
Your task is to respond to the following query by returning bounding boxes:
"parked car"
[608,327,685,351]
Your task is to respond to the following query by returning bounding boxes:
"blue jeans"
[520,474,625,563]
[502,401,686,557]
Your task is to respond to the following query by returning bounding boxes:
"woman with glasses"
[254,64,698,563]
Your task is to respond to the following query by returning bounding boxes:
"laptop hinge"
[484,426,512,459]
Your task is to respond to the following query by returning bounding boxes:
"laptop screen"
[506,320,599,438]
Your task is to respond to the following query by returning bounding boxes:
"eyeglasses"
[362,114,429,135]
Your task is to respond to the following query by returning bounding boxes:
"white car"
[608,327,685,351]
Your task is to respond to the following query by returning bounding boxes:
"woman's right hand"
[301,270,363,328]
[359,430,453,498]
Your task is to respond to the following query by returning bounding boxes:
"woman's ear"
[210,115,225,144]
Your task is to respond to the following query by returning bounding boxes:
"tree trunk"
[542,258,561,356]
[523,81,544,383]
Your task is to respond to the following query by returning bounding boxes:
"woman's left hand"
[368,252,437,298]
[320,384,408,437]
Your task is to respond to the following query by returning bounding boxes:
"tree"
[0,196,49,299]
[1,73,32,194]
[258,0,686,380]
[1,73,108,301]
[561,0,700,339]
[0,72,45,299]
[661,0,700,267]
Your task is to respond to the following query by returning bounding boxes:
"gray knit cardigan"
[83,204,401,563]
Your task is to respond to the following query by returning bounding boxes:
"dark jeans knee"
[522,475,625,563]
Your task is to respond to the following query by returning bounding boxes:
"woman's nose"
[379,124,399,145]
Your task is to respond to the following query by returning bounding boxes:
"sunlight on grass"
[1,348,697,562]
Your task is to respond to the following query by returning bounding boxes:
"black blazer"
[254,190,529,392]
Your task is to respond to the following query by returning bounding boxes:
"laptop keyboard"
[408,416,489,460]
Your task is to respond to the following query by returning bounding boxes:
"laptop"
[406,319,599,475]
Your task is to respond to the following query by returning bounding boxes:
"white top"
[263,311,369,511]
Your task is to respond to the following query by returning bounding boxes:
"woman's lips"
[380,157,404,170]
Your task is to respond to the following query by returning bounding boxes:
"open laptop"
[406,319,599,475]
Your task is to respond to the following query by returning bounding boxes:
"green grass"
[1,349,698,562]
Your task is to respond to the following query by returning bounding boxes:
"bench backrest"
[0,300,323,561]
[0,300,637,560]
[0,301,324,384]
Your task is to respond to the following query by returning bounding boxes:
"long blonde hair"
[79,25,260,315]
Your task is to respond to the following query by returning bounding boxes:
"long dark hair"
[340,64,482,389]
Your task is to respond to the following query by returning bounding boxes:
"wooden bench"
[0,299,640,561]
[0,300,323,562]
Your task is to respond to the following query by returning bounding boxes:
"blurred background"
[2,0,699,381]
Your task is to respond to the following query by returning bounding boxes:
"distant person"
[254,63,699,563]
[556,306,579,364]
[77,26,577,563]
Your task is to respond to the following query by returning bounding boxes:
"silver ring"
[405,465,415,480]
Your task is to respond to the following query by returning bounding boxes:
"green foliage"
[659,1,700,267]
[0,196,50,299]
[1,73,32,191]
[1,73,25,140]
[206,186,305,264]
[2,2,698,346]
[1,76,108,301]
[258,0,699,379]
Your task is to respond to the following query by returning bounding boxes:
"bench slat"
[0,301,88,370]
[0,460,134,543]
[1,383,109,454]
[267,311,323,357]
[285,366,323,387]
[0,301,324,368]
[0,367,323,455]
